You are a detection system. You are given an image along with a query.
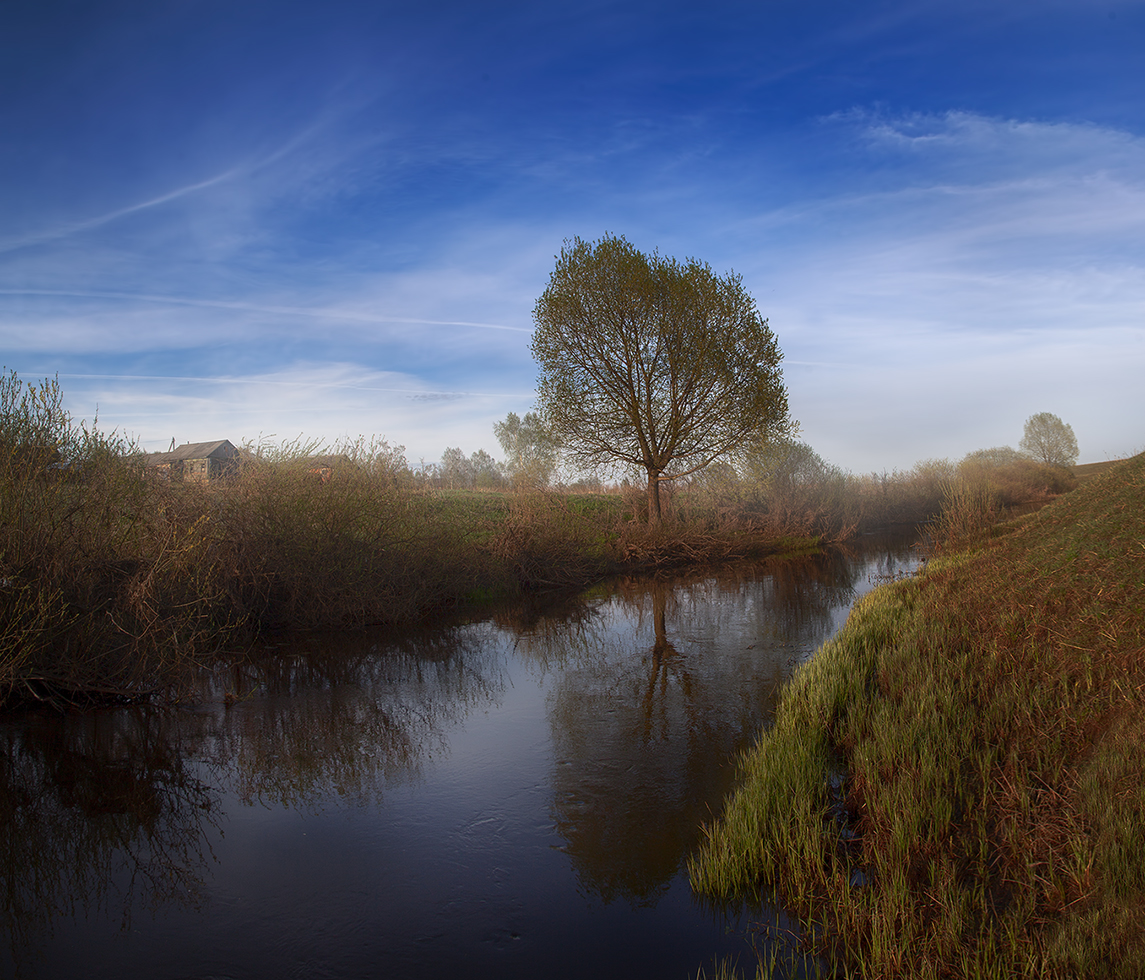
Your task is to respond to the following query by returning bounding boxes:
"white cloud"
[57,362,528,463]
[734,112,1145,469]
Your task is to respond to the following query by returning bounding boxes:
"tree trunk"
[652,584,669,654]
[646,468,662,525]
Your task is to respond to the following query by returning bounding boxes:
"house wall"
[210,455,238,482]
[151,460,183,481]
[146,443,239,483]
[198,454,238,483]
[186,458,211,484]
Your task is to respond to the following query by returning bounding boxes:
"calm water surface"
[2,531,921,979]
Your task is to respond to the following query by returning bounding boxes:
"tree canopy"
[531,235,791,522]
[961,446,1026,468]
[493,410,557,487]
[1019,412,1079,468]
[437,446,505,489]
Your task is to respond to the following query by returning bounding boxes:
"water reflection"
[0,710,220,972]
[1,624,505,973]
[531,555,865,906]
[201,626,505,808]
[1,532,921,979]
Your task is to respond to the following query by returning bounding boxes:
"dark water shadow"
[0,625,505,976]
[522,554,867,908]
[0,709,221,977]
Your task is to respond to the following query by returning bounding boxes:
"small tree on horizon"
[470,448,505,489]
[437,446,506,489]
[1019,412,1079,468]
[493,410,557,487]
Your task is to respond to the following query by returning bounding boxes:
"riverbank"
[0,459,826,708]
[690,451,1145,977]
[0,460,1073,710]
[0,371,1080,708]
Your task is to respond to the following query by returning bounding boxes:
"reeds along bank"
[0,369,1079,707]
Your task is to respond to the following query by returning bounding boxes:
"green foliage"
[1020,411,1079,468]
[531,234,792,522]
[691,453,1145,977]
[435,446,506,489]
[493,410,558,487]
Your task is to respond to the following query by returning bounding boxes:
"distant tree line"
[419,410,561,491]
[423,447,507,490]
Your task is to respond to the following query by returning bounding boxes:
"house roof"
[145,439,239,464]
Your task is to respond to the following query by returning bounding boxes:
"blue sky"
[2,0,1142,472]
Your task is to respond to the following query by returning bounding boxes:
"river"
[0,529,922,979]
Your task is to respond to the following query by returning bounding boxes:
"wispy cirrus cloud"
[0,289,529,332]
[0,170,243,254]
[4,0,1142,478]
[718,111,1145,467]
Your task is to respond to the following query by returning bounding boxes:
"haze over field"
[1,0,1142,472]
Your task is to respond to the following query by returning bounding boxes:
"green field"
[691,452,1145,978]
[1073,458,1129,483]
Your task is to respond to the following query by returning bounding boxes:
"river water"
[1,530,922,980]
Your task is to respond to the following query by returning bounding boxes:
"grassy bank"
[689,452,1145,977]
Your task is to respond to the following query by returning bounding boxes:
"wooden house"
[145,440,241,484]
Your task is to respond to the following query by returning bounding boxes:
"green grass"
[1073,458,1129,483]
[690,452,1145,978]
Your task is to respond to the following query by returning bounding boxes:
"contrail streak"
[0,171,240,253]
[0,288,530,332]
[57,372,523,398]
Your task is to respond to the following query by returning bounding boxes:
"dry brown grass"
[0,385,830,707]
[1073,458,1129,483]
[692,452,1145,977]
[0,370,1097,712]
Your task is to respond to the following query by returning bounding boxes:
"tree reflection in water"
[0,534,921,977]
[0,623,503,973]
[514,554,861,906]
[199,625,505,808]
[0,709,221,974]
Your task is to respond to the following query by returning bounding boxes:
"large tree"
[531,235,791,522]
[1019,412,1079,468]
